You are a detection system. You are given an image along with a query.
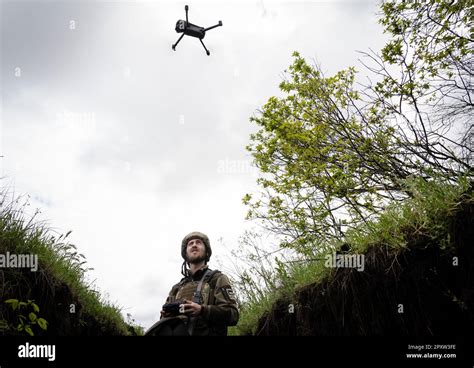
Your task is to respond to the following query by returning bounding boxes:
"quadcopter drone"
[172,5,223,56]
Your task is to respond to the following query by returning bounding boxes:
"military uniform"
[165,265,239,336]
[145,231,239,336]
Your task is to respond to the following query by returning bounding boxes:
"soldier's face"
[186,238,206,264]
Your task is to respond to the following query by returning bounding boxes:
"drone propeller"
[171,5,222,55]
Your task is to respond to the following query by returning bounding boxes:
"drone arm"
[172,33,185,50]
[203,21,222,32]
[199,38,210,56]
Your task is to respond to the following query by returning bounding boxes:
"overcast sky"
[1,0,387,330]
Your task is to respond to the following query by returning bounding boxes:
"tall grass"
[230,176,472,335]
[0,189,141,335]
[346,175,472,252]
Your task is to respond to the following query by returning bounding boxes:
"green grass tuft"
[0,190,142,335]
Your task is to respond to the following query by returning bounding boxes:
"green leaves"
[244,0,472,257]
[382,39,403,64]
[379,0,472,105]
[5,299,18,311]
[37,318,48,330]
[245,52,403,251]
[31,302,40,313]
[3,299,48,336]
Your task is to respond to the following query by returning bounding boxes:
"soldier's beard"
[187,253,206,264]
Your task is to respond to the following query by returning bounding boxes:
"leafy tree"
[369,0,473,172]
[244,0,472,254]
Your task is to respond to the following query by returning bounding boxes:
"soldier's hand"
[183,300,202,317]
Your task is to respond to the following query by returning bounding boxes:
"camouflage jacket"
[165,266,239,336]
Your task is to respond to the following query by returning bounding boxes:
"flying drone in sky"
[172,5,223,56]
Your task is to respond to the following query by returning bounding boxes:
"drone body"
[172,5,223,56]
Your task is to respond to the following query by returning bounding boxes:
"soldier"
[146,231,239,336]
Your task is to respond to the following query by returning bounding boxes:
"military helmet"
[181,231,212,262]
